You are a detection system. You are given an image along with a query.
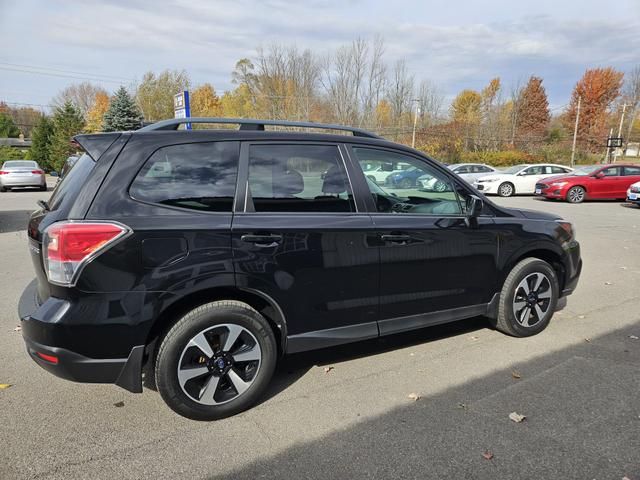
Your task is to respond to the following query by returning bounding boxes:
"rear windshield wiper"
[37,199,49,211]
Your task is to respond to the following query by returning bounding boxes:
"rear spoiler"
[73,133,121,161]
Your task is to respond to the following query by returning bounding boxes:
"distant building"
[0,135,32,148]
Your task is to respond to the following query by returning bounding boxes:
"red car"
[535,164,640,203]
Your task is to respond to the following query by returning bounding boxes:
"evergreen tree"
[49,101,84,172]
[30,115,55,170]
[0,112,20,137]
[103,87,143,131]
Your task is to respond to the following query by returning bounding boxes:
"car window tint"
[624,166,640,176]
[130,142,239,212]
[455,166,470,173]
[602,167,621,177]
[551,166,567,174]
[248,144,354,213]
[352,147,465,216]
[523,166,543,175]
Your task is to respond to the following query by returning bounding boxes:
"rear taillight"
[43,221,131,286]
[0,171,8,175]
[32,169,44,174]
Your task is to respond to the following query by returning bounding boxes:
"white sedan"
[448,163,499,183]
[365,162,411,184]
[627,181,640,206]
[473,163,573,197]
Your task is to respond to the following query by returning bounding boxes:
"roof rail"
[138,117,381,139]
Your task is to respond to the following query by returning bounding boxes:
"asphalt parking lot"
[1,182,639,480]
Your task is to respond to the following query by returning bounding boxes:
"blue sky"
[1,0,639,112]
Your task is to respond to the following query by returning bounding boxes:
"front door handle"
[380,234,411,244]
[241,234,283,247]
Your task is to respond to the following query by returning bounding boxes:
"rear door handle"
[241,234,283,247]
[380,234,411,244]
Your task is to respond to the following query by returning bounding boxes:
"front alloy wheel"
[566,186,585,203]
[498,182,514,197]
[493,258,559,337]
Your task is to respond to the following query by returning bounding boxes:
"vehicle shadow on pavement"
[0,210,34,233]
[262,318,485,404]
[217,319,640,479]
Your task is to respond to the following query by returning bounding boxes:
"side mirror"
[594,172,605,179]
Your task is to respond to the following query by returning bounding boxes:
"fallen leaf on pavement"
[509,412,526,423]
[457,402,468,410]
[13,325,21,332]
[620,266,628,270]
[482,451,494,460]
[585,338,591,343]
[323,366,334,374]
[628,335,639,340]
[511,370,522,379]
[605,282,613,285]
[470,336,479,341]
[0,384,13,390]
[409,353,415,356]
[407,393,421,401]
[113,401,125,407]
[578,315,586,319]
[622,476,631,480]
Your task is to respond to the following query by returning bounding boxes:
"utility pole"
[570,96,581,168]
[411,99,420,148]
[615,103,627,162]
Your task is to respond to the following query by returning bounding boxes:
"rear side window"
[624,166,640,176]
[130,142,239,212]
[247,144,354,213]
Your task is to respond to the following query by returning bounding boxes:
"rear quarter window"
[48,153,95,211]
[130,142,239,212]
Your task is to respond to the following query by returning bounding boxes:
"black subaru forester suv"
[19,118,581,420]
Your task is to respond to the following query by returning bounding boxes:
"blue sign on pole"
[173,90,192,130]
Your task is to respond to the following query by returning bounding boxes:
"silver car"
[0,160,47,192]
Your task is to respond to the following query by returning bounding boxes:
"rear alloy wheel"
[498,182,514,197]
[155,301,277,420]
[566,186,585,204]
[493,258,559,337]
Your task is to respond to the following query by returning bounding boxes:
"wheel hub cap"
[512,272,553,328]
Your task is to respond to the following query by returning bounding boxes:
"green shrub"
[0,145,31,161]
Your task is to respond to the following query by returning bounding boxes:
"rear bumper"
[18,279,144,393]
[1,175,45,187]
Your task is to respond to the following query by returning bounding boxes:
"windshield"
[3,161,37,169]
[571,165,600,176]
[502,164,529,174]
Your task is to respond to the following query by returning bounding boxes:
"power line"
[0,62,134,82]
[0,66,127,85]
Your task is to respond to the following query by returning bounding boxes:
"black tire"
[498,182,514,197]
[39,185,47,191]
[566,186,586,204]
[0,186,7,192]
[155,300,277,420]
[493,258,559,337]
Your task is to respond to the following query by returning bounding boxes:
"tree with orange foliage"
[85,92,110,133]
[564,67,624,152]
[515,76,550,147]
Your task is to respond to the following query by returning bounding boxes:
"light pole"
[411,99,420,149]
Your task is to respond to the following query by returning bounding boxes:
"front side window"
[130,142,239,212]
[352,147,466,216]
[602,167,621,177]
[247,144,354,213]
